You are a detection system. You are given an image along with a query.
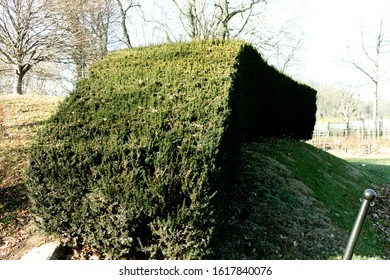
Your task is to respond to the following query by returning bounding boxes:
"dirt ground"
[4,230,49,260]
[0,217,56,260]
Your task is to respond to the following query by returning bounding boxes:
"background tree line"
[1,0,389,127]
[0,0,122,95]
[315,84,390,122]
[0,0,304,96]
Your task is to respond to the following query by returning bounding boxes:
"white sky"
[288,0,390,100]
[126,0,390,101]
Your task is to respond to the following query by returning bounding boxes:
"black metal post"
[343,189,377,260]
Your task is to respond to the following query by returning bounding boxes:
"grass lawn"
[345,158,390,183]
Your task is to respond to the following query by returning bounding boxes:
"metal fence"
[312,119,390,139]
[309,119,390,153]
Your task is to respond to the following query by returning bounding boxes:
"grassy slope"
[1,96,388,259]
[218,138,388,259]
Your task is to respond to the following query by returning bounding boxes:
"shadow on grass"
[213,142,347,260]
[0,145,31,235]
[6,120,48,130]
[213,141,389,260]
[0,183,29,216]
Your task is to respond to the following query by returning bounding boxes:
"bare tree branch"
[360,28,376,65]
[351,60,377,85]
[169,0,264,41]
[116,0,140,48]
[344,18,390,138]
[53,0,116,79]
[214,0,264,40]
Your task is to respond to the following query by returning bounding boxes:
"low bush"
[26,40,316,259]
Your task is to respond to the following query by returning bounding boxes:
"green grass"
[217,138,388,259]
[345,158,390,183]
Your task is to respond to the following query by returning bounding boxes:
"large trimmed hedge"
[26,40,316,259]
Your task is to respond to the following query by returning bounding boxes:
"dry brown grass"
[309,135,390,157]
[0,94,64,259]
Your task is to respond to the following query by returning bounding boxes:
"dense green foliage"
[231,44,316,141]
[26,40,316,259]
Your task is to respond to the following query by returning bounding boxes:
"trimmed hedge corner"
[26,40,316,259]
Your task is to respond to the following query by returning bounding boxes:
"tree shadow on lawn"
[0,182,29,217]
[0,144,32,258]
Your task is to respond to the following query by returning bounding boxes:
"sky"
[286,0,390,101]
[127,0,390,101]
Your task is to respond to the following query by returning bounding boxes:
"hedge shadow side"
[27,40,316,259]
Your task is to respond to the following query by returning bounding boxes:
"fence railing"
[313,119,390,139]
[309,119,390,154]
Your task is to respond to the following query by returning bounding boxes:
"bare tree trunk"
[346,20,388,139]
[13,65,31,95]
[373,81,379,138]
[13,71,24,95]
[218,0,229,41]
[75,56,88,80]
[116,0,139,48]
[374,35,381,139]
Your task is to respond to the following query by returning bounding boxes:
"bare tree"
[237,1,304,74]
[115,0,140,48]
[54,0,116,80]
[346,20,390,138]
[170,0,264,41]
[24,62,64,95]
[171,0,215,40]
[214,0,263,41]
[162,1,302,73]
[316,84,367,121]
[0,0,67,95]
[274,37,303,73]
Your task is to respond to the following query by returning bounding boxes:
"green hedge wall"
[233,43,316,141]
[26,40,316,259]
